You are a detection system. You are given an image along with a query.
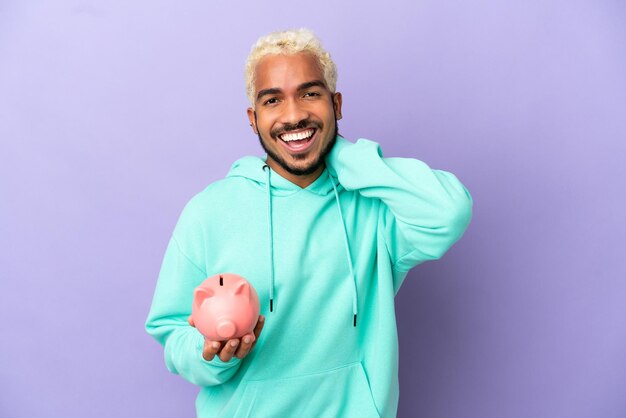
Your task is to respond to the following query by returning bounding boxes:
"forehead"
[254,53,324,91]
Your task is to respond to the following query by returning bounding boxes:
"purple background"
[1,1,625,417]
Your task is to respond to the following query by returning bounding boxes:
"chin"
[258,127,337,177]
[283,160,323,176]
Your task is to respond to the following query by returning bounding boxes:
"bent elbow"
[428,197,473,260]
[447,196,473,243]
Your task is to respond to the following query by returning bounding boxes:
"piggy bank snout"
[200,301,254,340]
[216,319,236,339]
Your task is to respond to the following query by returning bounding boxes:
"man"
[146,28,472,417]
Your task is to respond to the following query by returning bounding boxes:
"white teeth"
[281,129,314,142]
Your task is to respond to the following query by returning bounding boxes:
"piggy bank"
[191,273,260,341]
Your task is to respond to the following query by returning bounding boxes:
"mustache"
[270,119,320,138]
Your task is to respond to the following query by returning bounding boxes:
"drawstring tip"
[353,314,357,327]
[270,299,274,312]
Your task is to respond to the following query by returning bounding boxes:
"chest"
[198,189,380,309]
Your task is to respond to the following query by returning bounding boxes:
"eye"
[263,97,280,106]
[303,91,321,98]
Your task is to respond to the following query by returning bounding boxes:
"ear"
[233,280,251,302]
[194,287,214,303]
[332,92,343,121]
[193,287,215,309]
[247,107,258,134]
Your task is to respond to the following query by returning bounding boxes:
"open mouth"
[278,128,317,153]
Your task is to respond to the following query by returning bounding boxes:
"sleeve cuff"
[326,135,352,178]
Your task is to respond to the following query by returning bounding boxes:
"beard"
[257,119,339,177]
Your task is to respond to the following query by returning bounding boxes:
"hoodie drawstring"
[263,164,275,312]
[328,175,358,327]
[261,165,357,327]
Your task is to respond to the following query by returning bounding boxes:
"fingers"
[202,338,242,362]
[202,340,223,361]
[246,315,265,352]
[218,339,240,362]
[201,315,266,362]
[252,315,265,343]
[224,316,266,359]
[188,315,195,327]
[234,333,256,359]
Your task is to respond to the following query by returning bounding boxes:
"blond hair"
[245,28,338,107]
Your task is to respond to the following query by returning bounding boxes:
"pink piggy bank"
[191,273,260,341]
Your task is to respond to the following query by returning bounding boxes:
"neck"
[265,159,325,188]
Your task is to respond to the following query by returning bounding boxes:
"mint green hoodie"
[146,136,472,417]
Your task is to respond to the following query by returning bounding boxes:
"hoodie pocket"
[233,361,380,418]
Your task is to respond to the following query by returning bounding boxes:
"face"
[247,53,342,187]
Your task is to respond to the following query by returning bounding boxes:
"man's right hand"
[188,315,265,362]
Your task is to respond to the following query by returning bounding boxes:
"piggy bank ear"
[233,280,250,302]
[194,287,215,303]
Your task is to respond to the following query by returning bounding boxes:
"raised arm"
[326,136,472,276]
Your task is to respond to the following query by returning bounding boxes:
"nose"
[280,98,309,126]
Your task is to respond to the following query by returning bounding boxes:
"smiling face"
[247,53,342,188]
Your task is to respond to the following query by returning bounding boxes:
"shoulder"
[171,176,252,239]
[182,177,253,215]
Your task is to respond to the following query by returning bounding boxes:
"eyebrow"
[297,80,327,91]
[256,80,328,102]
[256,88,281,101]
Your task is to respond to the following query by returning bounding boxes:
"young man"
[146,29,472,417]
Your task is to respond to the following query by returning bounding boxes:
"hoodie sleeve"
[326,136,473,276]
[145,206,243,387]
